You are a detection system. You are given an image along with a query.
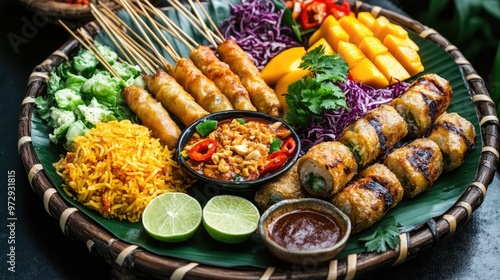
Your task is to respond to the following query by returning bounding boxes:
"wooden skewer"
[115,0,171,69]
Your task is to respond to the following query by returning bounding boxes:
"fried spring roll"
[297,141,358,197]
[331,164,404,233]
[427,112,476,172]
[254,162,309,211]
[339,105,408,168]
[169,58,234,113]
[390,73,453,137]
[217,39,282,117]
[143,69,209,126]
[122,85,181,150]
[384,138,443,198]
[189,45,256,111]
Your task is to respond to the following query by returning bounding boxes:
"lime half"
[142,192,202,242]
[202,195,260,244]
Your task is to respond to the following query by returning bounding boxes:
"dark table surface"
[1,1,499,279]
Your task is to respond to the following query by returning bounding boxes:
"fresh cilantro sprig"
[359,217,402,253]
[285,45,349,129]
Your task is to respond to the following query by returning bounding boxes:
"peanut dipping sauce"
[268,209,342,250]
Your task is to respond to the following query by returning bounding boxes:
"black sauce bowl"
[175,110,301,190]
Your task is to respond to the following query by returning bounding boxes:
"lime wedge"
[202,195,260,244]
[142,192,202,243]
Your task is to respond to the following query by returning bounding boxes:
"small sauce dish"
[258,198,351,264]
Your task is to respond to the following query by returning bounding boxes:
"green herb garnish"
[285,45,349,129]
[236,118,246,124]
[270,138,281,153]
[359,217,402,253]
[196,120,218,137]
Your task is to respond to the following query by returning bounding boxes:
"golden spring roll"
[254,162,309,211]
[143,69,209,126]
[122,85,181,150]
[390,73,453,137]
[168,58,234,113]
[189,45,256,111]
[217,39,282,117]
[427,112,476,172]
[384,138,443,198]
[339,105,408,168]
[332,163,404,233]
[297,141,358,197]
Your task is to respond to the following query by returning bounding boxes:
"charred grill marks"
[363,178,393,209]
[407,146,434,182]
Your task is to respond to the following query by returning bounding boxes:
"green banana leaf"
[31,0,481,270]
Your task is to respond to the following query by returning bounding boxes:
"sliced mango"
[373,16,391,39]
[357,12,377,30]
[274,69,310,118]
[350,58,389,88]
[392,45,424,76]
[373,53,411,84]
[337,41,366,68]
[383,34,407,53]
[404,36,420,52]
[358,36,388,62]
[260,46,306,85]
[324,25,350,53]
[308,29,322,47]
[338,15,374,45]
[308,38,335,55]
[383,34,424,76]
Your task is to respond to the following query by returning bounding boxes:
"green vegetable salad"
[35,42,144,150]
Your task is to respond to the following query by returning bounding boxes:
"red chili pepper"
[299,0,352,30]
[280,137,297,155]
[300,1,327,30]
[260,150,289,176]
[189,139,218,162]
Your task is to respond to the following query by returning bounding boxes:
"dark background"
[1,0,499,279]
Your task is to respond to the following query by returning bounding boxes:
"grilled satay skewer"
[143,69,209,126]
[216,39,282,117]
[167,0,282,117]
[331,163,404,233]
[297,141,358,197]
[142,0,256,112]
[390,73,453,137]
[427,112,476,172]
[254,162,309,211]
[122,85,181,149]
[384,138,444,199]
[339,104,408,168]
[112,0,234,114]
[189,45,257,111]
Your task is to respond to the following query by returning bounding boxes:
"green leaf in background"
[31,1,482,270]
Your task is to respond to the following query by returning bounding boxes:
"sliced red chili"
[280,137,297,155]
[260,150,289,176]
[300,1,328,30]
[189,139,218,162]
[299,0,351,29]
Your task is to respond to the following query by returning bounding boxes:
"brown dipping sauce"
[269,209,341,250]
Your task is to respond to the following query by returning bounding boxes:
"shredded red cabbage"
[298,80,409,155]
[219,0,301,69]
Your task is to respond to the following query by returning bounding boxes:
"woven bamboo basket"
[17,0,121,29]
[18,1,500,279]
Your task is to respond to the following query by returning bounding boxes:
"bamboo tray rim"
[17,1,500,279]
